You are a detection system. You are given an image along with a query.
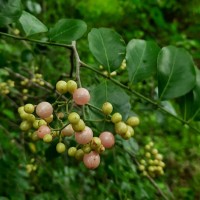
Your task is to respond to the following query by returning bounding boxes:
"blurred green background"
[0,0,200,199]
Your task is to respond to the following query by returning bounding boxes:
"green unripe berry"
[68,112,80,124]
[67,80,77,94]
[126,116,140,127]
[18,106,25,114]
[24,104,35,114]
[26,114,36,122]
[75,149,84,161]
[56,80,68,94]
[140,159,146,165]
[145,144,151,150]
[44,114,54,123]
[122,130,132,140]
[90,137,101,149]
[33,120,40,129]
[56,142,66,153]
[68,147,77,157]
[115,121,128,135]
[156,154,163,161]
[20,120,32,131]
[152,148,158,155]
[111,112,122,123]
[20,112,29,120]
[145,152,151,158]
[31,132,39,141]
[82,144,92,154]
[72,119,85,132]
[43,134,52,143]
[138,165,145,171]
[159,161,165,168]
[149,142,154,147]
[102,102,113,115]
[38,119,47,127]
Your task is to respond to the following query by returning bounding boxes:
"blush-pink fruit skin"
[73,88,90,105]
[36,102,53,119]
[83,151,100,169]
[99,131,115,148]
[37,125,51,139]
[75,126,93,144]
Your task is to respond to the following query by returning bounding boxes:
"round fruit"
[82,144,92,154]
[56,80,68,94]
[36,102,53,119]
[20,120,32,131]
[73,88,90,105]
[24,104,35,114]
[75,126,93,144]
[61,124,74,137]
[102,102,113,115]
[72,119,85,132]
[90,137,101,149]
[74,149,84,160]
[68,147,77,157]
[126,116,140,127]
[83,151,100,169]
[44,114,54,123]
[26,114,36,122]
[56,142,66,153]
[111,112,122,123]
[38,119,47,127]
[18,106,25,114]
[33,120,40,129]
[67,80,77,94]
[115,121,128,135]
[43,134,53,143]
[99,131,115,148]
[68,112,80,124]
[37,125,51,139]
[31,132,39,141]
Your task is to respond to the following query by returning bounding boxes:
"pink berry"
[99,131,115,148]
[75,126,93,144]
[36,101,53,119]
[83,151,100,169]
[37,125,51,139]
[73,88,90,105]
[61,124,74,137]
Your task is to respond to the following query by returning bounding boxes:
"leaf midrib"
[160,49,177,100]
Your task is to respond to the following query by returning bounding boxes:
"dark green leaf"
[157,46,196,100]
[180,68,200,121]
[126,39,160,83]
[49,18,87,43]
[0,0,22,27]
[19,11,48,36]
[88,28,126,72]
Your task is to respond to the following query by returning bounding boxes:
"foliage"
[0,0,200,200]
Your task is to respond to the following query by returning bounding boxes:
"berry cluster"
[18,79,140,170]
[138,141,165,177]
[0,80,15,95]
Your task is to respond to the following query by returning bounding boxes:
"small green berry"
[102,102,113,115]
[56,142,66,153]
[68,112,80,124]
[24,104,35,114]
[111,112,122,123]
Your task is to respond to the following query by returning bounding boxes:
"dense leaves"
[126,39,160,83]
[49,19,87,43]
[88,28,126,72]
[157,46,196,100]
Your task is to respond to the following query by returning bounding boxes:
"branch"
[80,62,200,135]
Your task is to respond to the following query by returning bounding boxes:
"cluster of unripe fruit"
[18,79,140,169]
[0,79,15,95]
[20,73,45,87]
[138,141,165,177]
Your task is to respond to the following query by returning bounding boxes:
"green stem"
[0,32,72,49]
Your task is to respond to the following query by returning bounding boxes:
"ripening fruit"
[90,137,101,150]
[111,112,122,123]
[99,131,115,148]
[83,151,100,169]
[72,119,85,132]
[68,147,77,157]
[61,124,74,137]
[102,102,113,115]
[37,125,51,139]
[68,112,80,124]
[24,104,35,114]
[126,116,140,127]
[56,142,66,153]
[82,144,92,153]
[115,121,128,135]
[20,120,32,131]
[67,80,77,94]
[38,119,47,127]
[56,80,68,94]
[36,102,53,119]
[43,134,53,143]
[73,88,90,105]
[75,126,93,144]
